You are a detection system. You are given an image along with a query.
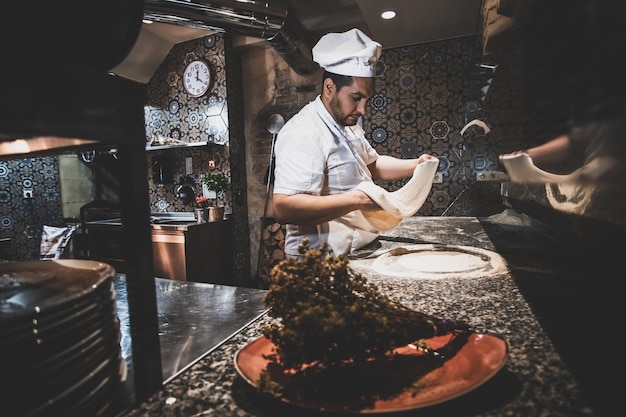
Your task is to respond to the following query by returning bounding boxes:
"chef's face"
[326,76,375,127]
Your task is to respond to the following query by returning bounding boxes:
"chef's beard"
[328,94,359,127]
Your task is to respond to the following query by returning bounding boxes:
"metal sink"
[150,212,196,223]
[149,212,198,230]
[150,217,196,225]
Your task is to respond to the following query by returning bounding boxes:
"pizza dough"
[354,158,439,231]
[498,153,626,215]
[499,153,618,185]
[499,153,572,183]
[364,244,509,279]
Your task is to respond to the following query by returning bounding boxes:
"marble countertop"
[120,210,613,417]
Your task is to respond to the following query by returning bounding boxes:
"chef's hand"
[351,189,382,212]
[499,150,527,160]
[416,153,438,164]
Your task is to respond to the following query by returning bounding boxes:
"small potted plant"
[194,196,210,223]
[202,173,229,221]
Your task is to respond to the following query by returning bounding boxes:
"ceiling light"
[381,10,396,20]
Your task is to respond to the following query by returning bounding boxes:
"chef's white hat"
[312,28,382,77]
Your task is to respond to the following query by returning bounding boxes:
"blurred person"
[499,111,626,186]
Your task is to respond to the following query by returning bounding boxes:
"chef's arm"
[369,154,437,180]
[272,190,379,225]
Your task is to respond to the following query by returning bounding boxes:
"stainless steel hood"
[112,0,318,83]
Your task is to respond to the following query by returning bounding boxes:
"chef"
[272,28,439,258]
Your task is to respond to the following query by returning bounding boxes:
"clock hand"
[196,70,201,82]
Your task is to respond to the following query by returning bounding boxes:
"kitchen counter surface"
[121,210,614,417]
[114,277,268,389]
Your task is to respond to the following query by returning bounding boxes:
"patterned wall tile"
[364,36,504,216]
[0,157,63,260]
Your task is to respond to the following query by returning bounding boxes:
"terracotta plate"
[234,332,509,413]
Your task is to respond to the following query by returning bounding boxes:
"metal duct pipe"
[143,0,318,75]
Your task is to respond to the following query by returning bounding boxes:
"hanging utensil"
[256,114,285,283]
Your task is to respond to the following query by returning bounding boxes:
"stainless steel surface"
[86,212,199,229]
[144,0,289,37]
[146,140,211,151]
[142,0,316,75]
[114,275,268,385]
[115,0,316,82]
[87,218,197,230]
[267,113,285,135]
[150,212,196,220]
[476,171,510,182]
[150,212,197,225]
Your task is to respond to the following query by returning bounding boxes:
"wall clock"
[183,59,212,97]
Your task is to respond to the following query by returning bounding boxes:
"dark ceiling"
[287,0,483,48]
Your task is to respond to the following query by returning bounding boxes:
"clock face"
[183,59,212,97]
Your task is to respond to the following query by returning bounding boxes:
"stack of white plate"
[0,259,125,417]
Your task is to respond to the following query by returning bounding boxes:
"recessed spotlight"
[381,10,396,20]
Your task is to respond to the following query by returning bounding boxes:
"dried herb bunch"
[261,241,470,372]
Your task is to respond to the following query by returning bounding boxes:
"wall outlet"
[23,189,33,198]
[432,172,443,183]
[476,171,510,182]
[208,160,215,169]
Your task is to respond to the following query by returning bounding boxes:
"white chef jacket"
[273,96,380,257]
